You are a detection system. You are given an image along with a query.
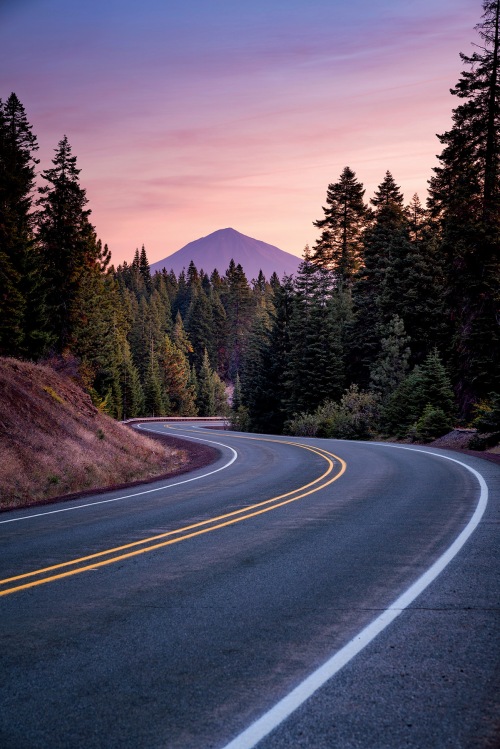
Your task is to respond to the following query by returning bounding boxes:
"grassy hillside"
[0,357,185,509]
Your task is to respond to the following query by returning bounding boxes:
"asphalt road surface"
[1,424,499,749]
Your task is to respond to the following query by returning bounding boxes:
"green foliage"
[382,349,456,438]
[3,65,499,439]
[471,392,500,433]
[413,405,453,443]
[230,405,251,432]
[285,385,379,440]
[161,334,197,416]
[369,315,411,400]
[0,93,52,357]
[427,1,500,414]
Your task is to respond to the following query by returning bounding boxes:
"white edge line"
[220,445,489,749]
[0,427,238,524]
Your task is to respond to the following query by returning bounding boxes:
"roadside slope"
[0,357,191,509]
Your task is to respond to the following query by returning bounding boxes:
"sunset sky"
[1,0,479,266]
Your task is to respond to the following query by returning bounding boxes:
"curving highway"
[0,424,499,748]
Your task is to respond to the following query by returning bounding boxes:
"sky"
[1,0,480,266]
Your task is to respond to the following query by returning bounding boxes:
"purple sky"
[1,0,479,265]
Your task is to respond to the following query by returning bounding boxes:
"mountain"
[150,228,301,280]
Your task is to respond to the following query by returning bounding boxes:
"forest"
[1,1,499,444]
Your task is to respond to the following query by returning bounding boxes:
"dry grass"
[0,357,184,509]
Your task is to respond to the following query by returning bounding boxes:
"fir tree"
[37,136,101,352]
[369,314,411,400]
[161,334,197,415]
[139,244,152,293]
[143,339,167,416]
[222,260,254,377]
[197,348,216,416]
[382,349,455,436]
[284,248,344,417]
[350,172,408,385]
[312,166,369,289]
[185,287,215,369]
[0,93,51,357]
[428,1,500,414]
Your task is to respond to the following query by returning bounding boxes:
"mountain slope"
[150,228,301,280]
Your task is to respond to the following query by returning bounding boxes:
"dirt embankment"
[0,357,217,511]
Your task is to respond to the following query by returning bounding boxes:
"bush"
[285,386,379,440]
[284,412,320,437]
[230,405,251,432]
[413,404,452,443]
[381,349,456,438]
[471,393,500,433]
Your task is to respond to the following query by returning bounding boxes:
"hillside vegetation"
[0,358,184,510]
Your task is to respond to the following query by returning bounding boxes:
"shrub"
[381,349,455,438]
[284,412,320,437]
[471,393,500,433]
[285,386,379,440]
[413,404,452,443]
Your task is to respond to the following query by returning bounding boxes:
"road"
[1,424,499,748]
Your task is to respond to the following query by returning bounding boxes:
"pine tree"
[312,166,369,289]
[139,245,152,293]
[369,314,411,400]
[143,339,167,416]
[428,1,500,414]
[185,286,215,369]
[232,372,242,412]
[37,136,101,353]
[172,311,194,357]
[240,308,274,431]
[222,261,254,377]
[382,349,455,437]
[283,248,344,417]
[197,348,216,416]
[0,93,51,357]
[350,172,409,385]
[161,334,197,415]
[115,328,144,420]
[241,275,294,434]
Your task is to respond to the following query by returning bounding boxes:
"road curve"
[0,426,498,749]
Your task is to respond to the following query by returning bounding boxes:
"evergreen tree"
[428,0,500,414]
[172,310,194,357]
[161,334,197,415]
[312,166,369,289]
[139,244,152,292]
[209,286,229,376]
[369,314,411,400]
[240,308,274,431]
[197,348,216,416]
[241,274,294,434]
[143,339,167,416]
[185,286,215,369]
[0,93,51,357]
[222,260,254,377]
[382,349,455,436]
[37,136,101,352]
[350,172,408,385]
[232,372,242,412]
[283,248,344,417]
[115,328,144,420]
[130,296,164,379]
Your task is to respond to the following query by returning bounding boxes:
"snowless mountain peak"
[150,228,301,280]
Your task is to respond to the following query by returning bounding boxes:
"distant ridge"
[150,228,301,280]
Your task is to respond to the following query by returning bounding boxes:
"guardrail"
[122,416,230,426]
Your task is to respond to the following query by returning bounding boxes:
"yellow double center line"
[0,437,346,598]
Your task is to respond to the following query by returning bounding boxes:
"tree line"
[1,0,499,440]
